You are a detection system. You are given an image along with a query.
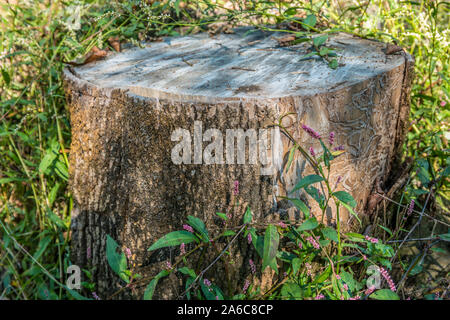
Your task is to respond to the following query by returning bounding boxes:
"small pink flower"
[242,279,250,293]
[124,247,132,259]
[309,147,316,157]
[306,235,320,249]
[365,235,379,244]
[166,261,172,270]
[249,259,256,274]
[92,292,100,300]
[440,100,446,107]
[407,199,415,216]
[363,255,367,261]
[365,286,375,296]
[233,180,239,196]
[315,293,325,300]
[183,224,194,233]
[203,278,212,287]
[180,243,186,255]
[301,124,321,139]
[343,283,348,291]
[333,145,344,151]
[278,221,287,228]
[336,274,341,280]
[349,295,361,300]
[247,233,252,244]
[298,242,303,249]
[305,263,312,276]
[329,132,335,145]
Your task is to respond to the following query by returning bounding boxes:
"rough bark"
[63,27,413,299]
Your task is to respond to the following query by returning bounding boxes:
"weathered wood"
[63,27,413,299]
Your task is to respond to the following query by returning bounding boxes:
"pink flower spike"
[124,247,132,259]
[333,145,344,151]
[242,279,250,293]
[247,233,252,244]
[440,100,446,107]
[365,286,375,296]
[249,259,256,274]
[92,292,101,300]
[183,224,194,233]
[365,235,379,244]
[343,283,348,291]
[315,294,325,300]
[379,267,396,292]
[301,124,321,139]
[309,147,316,157]
[233,180,239,196]
[329,132,335,145]
[407,199,415,216]
[180,243,186,255]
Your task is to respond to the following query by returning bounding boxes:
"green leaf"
[378,224,393,236]
[314,265,332,284]
[33,236,52,262]
[284,7,297,16]
[313,35,328,47]
[328,59,338,69]
[303,14,316,29]
[262,225,279,272]
[39,149,58,173]
[215,212,228,220]
[285,146,296,172]
[143,270,169,300]
[279,196,310,218]
[221,230,236,237]
[341,202,361,225]
[438,233,450,241]
[340,271,362,292]
[177,267,196,278]
[322,227,338,242]
[370,289,400,300]
[345,232,365,240]
[333,191,356,207]
[187,215,209,242]
[292,175,324,192]
[281,282,303,300]
[1,69,11,86]
[200,280,224,300]
[148,230,198,251]
[243,206,253,224]
[250,228,264,258]
[292,258,302,275]
[297,217,319,232]
[106,234,129,283]
[54,156,69,181]
[67,288,91,300]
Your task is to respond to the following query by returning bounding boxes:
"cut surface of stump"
[63,27,413,299]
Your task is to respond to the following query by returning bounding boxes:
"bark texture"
[63,28,413,299]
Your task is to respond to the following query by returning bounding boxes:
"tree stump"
[63,27,413,299]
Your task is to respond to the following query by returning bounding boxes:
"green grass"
[0,0,448,300]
